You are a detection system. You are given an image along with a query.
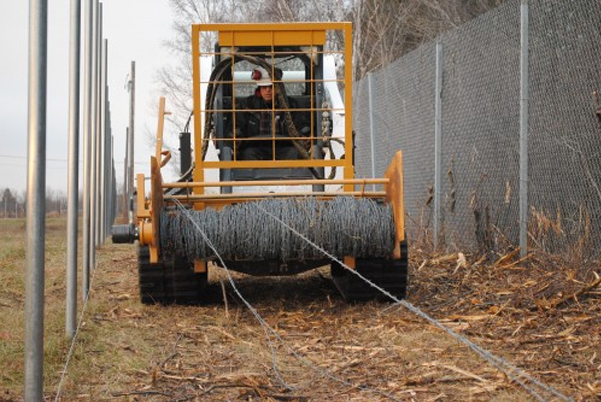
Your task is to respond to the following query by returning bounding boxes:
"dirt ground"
[27,242,598,402]
[1,221,600,401]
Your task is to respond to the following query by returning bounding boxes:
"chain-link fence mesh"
[354,43,437,242]
[529,1,601,255]
[353,0,601,256]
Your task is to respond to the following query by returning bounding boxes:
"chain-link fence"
[353,0,601,257]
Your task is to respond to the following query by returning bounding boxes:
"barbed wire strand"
[54,265,99,402]
[254,203,574,402]
[172,199,403,402]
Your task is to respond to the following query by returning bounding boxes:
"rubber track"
[138,246,167,304]
[331,241,408,302]
[164,255,207,305]
[138,246,206,305]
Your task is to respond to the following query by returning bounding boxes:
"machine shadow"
[201,266,345,307]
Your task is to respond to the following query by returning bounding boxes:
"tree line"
[0,187,126,219]
[0,187,71,218]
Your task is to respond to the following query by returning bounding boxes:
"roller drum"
[160,197,396,262]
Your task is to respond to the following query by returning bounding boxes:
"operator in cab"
[234,66,310,160]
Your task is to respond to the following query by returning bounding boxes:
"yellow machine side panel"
[384,151,406,259]
[219,29,326,47]
[191,25,205,199]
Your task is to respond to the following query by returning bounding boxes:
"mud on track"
[49,244,600,401]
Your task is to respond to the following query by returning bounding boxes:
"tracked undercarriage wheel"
[138,245,168,304]
[164,255,207,305]
[138,246,207,305]
[331,241,408,302]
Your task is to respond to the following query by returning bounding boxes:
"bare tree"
[159,0,352,118]
[259,0,350,24]
[157,0,503,123]
[156,0,263,133]
[1,188,16,218]
[352,0,503,80]
[352,0,419,79]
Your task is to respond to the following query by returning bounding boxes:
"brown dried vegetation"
[1,218,600,401]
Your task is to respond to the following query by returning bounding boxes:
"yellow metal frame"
[154,97,172,168]
[137,23,406,264]
[384,151,406,257]
[191,22,355,203]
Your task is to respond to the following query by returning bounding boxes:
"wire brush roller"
[160,197,395,261]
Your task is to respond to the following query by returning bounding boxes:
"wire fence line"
[353,0,601,256]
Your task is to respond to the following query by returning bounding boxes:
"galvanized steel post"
[128,61,136,223]
[520,0,529,257]
[105,108,112,233]
[104,92,111,236]
[99,36,107,243]
[123,130,128,220]
[82,0,93,299]
[434,42,443,249]
[66,0,81,339]
[24,0,47,399]
[111,134,117,225]
[367,72,376,190]
[89,0,98,274]
[92,1,102,247]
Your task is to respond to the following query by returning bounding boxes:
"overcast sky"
[0,1,177,194]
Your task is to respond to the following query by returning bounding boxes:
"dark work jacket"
[234,91,310,144]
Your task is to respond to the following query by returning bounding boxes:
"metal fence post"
[105,109,112,233]
[367,73,376,189]
[104,93,111,236]
[434,42,443,249]
[112,137,117,225]
[93,1,102,247]
[82,0,92,300]
[520,0,529,257]
[128,61,136,223]
[25,0,48,399]
[99,35,107,243]
[90,0,98,265]
[66,0,81,340]
[123,130,128,220]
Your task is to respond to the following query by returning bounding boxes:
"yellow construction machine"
[112,23,407,304]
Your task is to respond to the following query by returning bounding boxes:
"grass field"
[1,217,600,401]
[0,218,74,397]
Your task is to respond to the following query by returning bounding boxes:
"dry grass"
[1,218,600,401]
[0,218,77,400]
